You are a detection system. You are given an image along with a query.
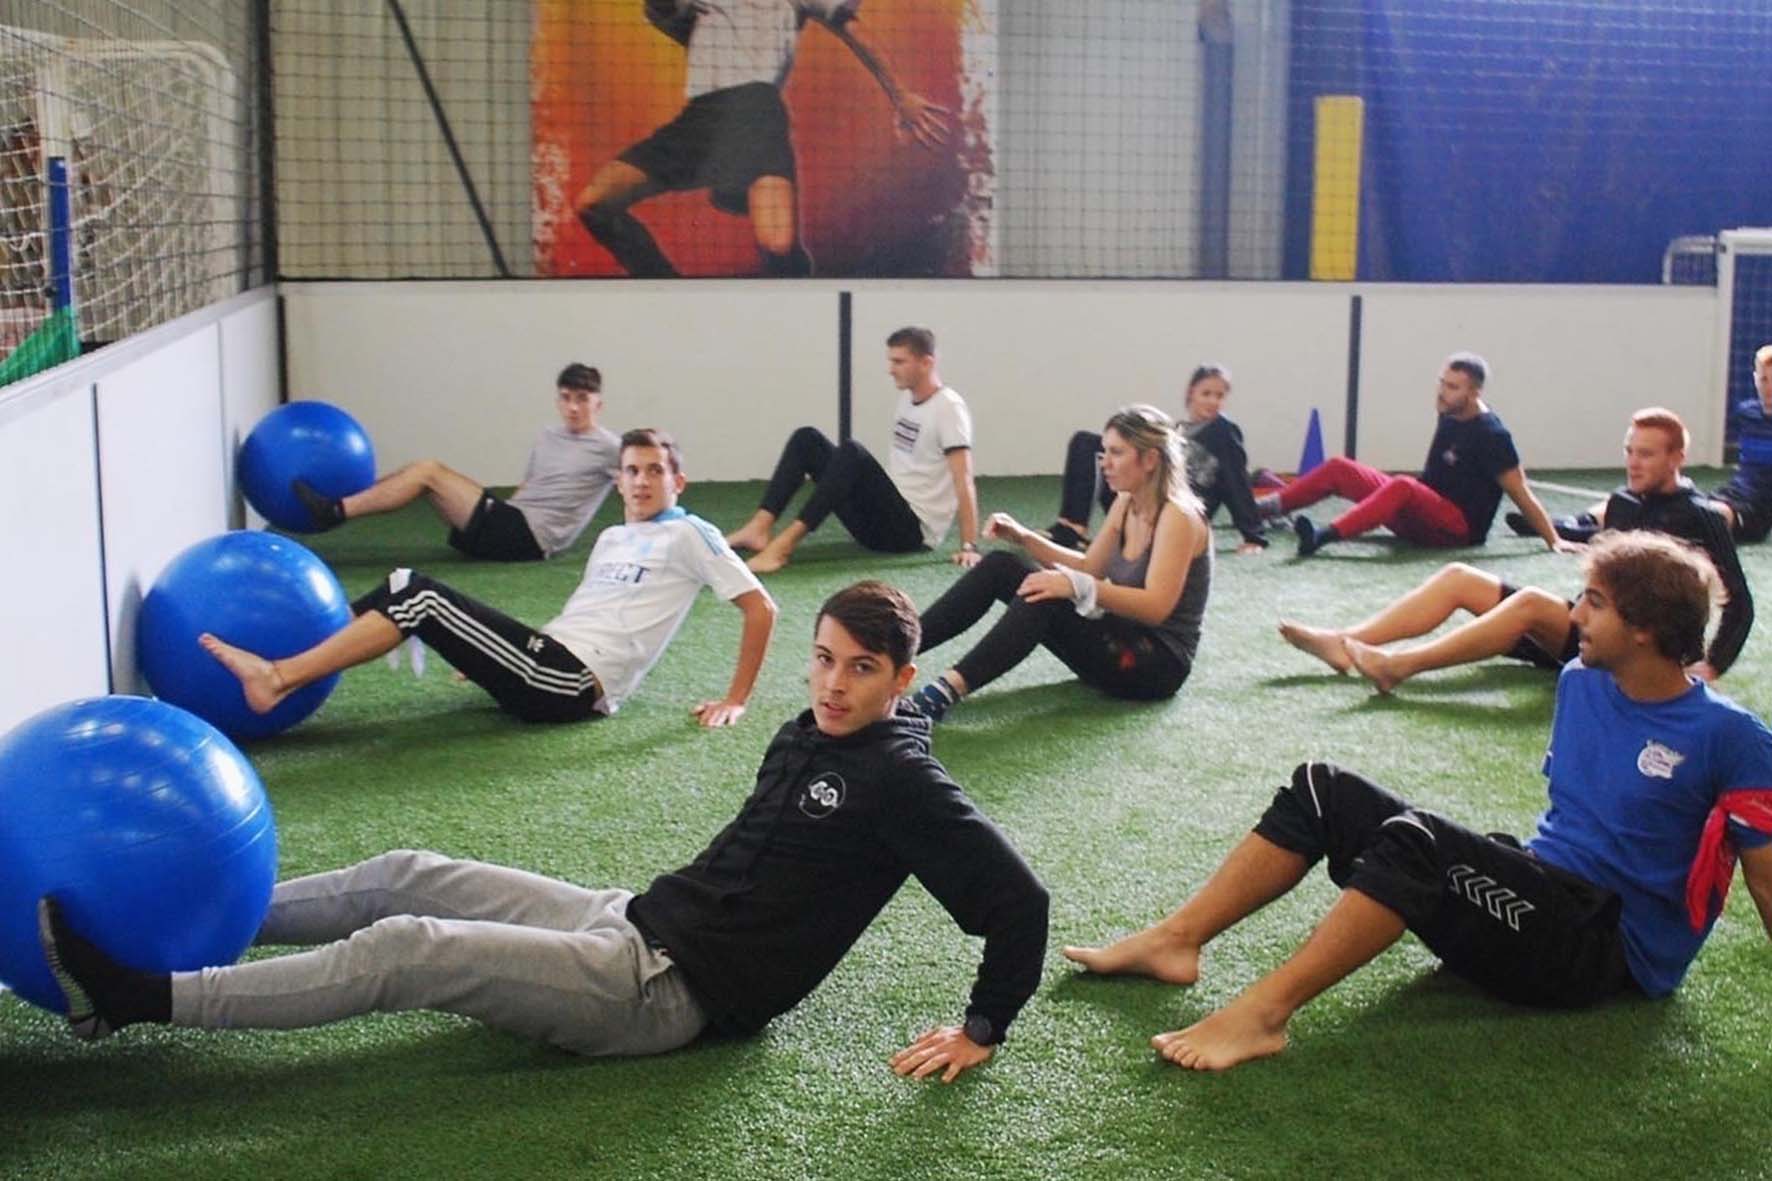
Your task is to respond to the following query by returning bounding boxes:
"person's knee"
[791,425,832,451]
[365,849,445,887]
[1067,431,1100,460]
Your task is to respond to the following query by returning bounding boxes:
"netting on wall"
[0,1,259,380]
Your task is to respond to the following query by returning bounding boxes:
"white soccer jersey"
[542,508,762,713]
[887,386,973,547]
[684,0,860,99]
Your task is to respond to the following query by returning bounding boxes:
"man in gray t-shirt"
[294,363,621,561]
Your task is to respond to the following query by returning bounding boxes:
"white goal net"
[0,23,243,366]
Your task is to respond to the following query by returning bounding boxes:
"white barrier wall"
[0,288,281,732]
[284,280,1722,480]
[282,282,841,484]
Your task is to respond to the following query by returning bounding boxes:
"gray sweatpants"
[170,849,707,1056]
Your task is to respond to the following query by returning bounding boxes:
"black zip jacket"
[1187,415,1268,547]
[627,704,1050,1039]
[1603,479,1754,674]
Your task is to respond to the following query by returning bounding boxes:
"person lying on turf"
[909,404,1211,722]
[1278,408,1752,692]
[296,363,621,562]
[1065,531,1772,1073]
[40,581,1049,1083]
[1047,363,1271,556]
[205,428,776,729]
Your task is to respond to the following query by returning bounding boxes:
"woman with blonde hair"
[913,405,1212,720]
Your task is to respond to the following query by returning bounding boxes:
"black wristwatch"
[962,1013,1001,1046]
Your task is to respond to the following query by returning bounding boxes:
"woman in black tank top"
[911,405,1213,721]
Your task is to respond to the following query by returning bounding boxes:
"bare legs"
[342,460,483,531]
[744,520,809,574]
[200,612,402,714]
[1278,562,1572,692]
[1063,833,1407,1072]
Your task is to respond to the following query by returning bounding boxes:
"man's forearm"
[721,595,776,704]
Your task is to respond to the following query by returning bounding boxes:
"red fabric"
[1684,789,1772,931]
[1276,456,1469,545]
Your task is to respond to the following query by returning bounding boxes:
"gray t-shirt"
[509,425,622,557]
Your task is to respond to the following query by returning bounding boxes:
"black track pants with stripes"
[1254,761,1637,1008]
[352,569,603,724]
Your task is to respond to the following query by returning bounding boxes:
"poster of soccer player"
[532,0,996,278]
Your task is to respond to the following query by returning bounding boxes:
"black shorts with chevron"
[353,569,604,724]
[1254,761,1637,1008]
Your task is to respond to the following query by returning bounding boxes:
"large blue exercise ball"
[0,696,278,1013]
[138,531,352,740]
[237,401,375,532]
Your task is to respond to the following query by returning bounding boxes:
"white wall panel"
[1356,286,1719,470]
[95,328,228,694]
[0,383,109,733]
[282,281,839,483]
[220,297,283,529]
[848,282,1350,476]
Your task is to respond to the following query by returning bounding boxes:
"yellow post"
[1310,95,1364,281]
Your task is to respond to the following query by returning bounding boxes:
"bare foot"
[1343,638,1405,695]
[1150,997,1290,1072]
[198,633,291,714]
[1062,925,1200,986]
[746,540,793,574]
[1277,619,1352,674]
[724,523,773,553]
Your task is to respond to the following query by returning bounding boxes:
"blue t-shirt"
[1728,397,1772,494]
[1419,411,1520,544]
[1528,663,1772,997]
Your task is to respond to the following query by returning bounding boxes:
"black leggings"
[918,550,1188,699]
[353,570,603,724]
[759,427,925,553]
[1058,431,1116,527]
[1255,761,1637,1008]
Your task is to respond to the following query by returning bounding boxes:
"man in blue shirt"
[1710,344,1772,543]
[1066,531,1772,1072]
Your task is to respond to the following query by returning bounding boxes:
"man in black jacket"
[1278,408,1752,691]
[38,582,1049,1082]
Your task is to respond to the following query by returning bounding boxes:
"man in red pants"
[1257,353,1572,557]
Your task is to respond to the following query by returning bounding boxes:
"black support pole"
[387,0,512,277]
[837,291,853,443]
[1344,294,1363,459]
[252,0,288,403]
[1197,0,1233,279]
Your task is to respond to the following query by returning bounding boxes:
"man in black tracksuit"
[39,583,1050,1082]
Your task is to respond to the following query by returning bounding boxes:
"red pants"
[1277,457,1469,546]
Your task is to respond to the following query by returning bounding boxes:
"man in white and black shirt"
[727,326,982,573]
[573,0,948,277]
[205,429,776,729]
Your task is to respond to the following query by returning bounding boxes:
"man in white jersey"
[727,325,981,573]
[573,0,948,277]
[295,363,621,562]
[203,429,777,728]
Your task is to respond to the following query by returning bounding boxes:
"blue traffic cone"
[1297,408,1326,476]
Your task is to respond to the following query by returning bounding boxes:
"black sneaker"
[1294,515,1334,557]
[1045,521,1088,550]
[1503,510,1535,538]
[292,479,345,531]
[36,897,114,1041]
[912,680,959,723]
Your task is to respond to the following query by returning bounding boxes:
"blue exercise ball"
[138,531,352,740]
[0,696,278,1014]
[238,401,375,532]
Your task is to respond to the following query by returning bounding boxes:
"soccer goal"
[0,24,243,373]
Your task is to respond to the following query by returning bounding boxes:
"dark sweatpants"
[918,550,1188,699]
[1256,762,1637,1008]
[759,427,925,553]
[353,569,603,724]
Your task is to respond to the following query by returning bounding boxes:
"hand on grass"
[890,1025,993,1083]
[692,699,746,728]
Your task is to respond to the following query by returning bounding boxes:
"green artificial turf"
[5,470,1772,1179]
